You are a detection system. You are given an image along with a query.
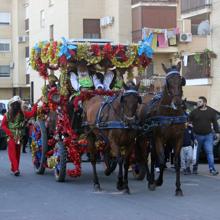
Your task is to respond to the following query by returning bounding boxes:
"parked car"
[185,100,220,162]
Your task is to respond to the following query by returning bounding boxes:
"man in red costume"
[1,96,41,176]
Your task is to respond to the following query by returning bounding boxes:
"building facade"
[28,0,132,100]
[131,0,179,88]
[0,0,30,100]
[179,0,220,110]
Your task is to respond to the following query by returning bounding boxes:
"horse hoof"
[104,169,111,176]
[94,184,101,192]
[123,188,130,194]
[117,184,124,191]
[175,190,183,196]
[148,183,156,191]
[155,180,163,187]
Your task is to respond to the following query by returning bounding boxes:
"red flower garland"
[113,45,128,62]
[103,43,113,60]
[138,55,152,68]
[35,58,48,79]
[73,89,117,111]
[91,44,101,56]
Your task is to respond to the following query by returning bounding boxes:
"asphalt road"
[0,149,220,220]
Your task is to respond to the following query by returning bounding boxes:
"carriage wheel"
[32,120,48,175]
[132,163,146,180]
[54,141,67,182]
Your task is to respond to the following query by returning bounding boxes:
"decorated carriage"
[30,37,153,182]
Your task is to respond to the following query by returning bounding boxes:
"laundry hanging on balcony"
[142,27,179,49]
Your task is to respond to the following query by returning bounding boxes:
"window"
[25,46,29,58]
[0,40,11,52]
[26,74,30,84]
[49,24,54,41]
[25,18,29,31]
[0,12,11,25]
[83,19,101,39]
[0,65,10,77]
[182,54,211,79]
[49,0,55,6]
[40,10,45,28]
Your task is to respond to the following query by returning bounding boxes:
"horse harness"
[141,70,187,134]
[82,90,140,130]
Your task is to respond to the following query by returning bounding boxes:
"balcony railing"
[181,0,212,14]
[25,18,29,32]
[182,53,211,79]
[132,0,177,4]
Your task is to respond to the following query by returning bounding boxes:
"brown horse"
[83,82,141,193]
[138,62,186,196]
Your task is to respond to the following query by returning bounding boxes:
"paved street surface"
[0,149,220,220]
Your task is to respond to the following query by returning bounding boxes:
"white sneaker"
[155,167,160,173]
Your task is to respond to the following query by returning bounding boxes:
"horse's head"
[120,81,142,124]
[162,62,186,110]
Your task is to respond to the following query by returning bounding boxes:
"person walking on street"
[189,96,219,175]
[1,96,41,176]
[181,122,194,175]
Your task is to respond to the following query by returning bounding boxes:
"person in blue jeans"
[189,96,219,175]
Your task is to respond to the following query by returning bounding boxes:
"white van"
[0,100,9,112]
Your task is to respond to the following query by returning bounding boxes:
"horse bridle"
[120,89,141,122]
[165,70,183,98]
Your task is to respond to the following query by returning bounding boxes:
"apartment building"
[28,0,132,100]
[178,0,220,110]
[131,0,179,91]
[0,0,30,100]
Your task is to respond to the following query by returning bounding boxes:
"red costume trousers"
[7,138,21,172]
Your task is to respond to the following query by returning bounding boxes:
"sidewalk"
[166,162,220,179]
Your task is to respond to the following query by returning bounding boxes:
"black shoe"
[14,171,20,176]
[210,169,219,176]
[186,167,191,175]
[193,165,198,174]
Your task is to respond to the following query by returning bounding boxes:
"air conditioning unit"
[18,35,28,43]
[179,33,192,42]
[205,0,212,6]
[100,16,114,27]
[9,62,14,69]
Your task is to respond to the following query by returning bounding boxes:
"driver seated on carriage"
[93,59,125,91]
[69,59,104,92]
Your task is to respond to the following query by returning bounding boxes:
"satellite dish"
[197,20,211,36]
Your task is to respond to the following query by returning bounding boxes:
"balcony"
[132,0,177,4]
[181,0,211,14]
[182,52,213,86]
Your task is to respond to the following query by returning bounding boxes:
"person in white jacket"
[70,60,103,92]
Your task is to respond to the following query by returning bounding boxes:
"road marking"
[92,190,126,195]
[0,210,17,213]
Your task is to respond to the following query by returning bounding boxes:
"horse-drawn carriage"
[30,37,187,195]
[30,38,152,184]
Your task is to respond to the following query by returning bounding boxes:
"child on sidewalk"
[181,122,195,175]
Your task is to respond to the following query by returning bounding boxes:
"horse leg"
[117,156,124,191]
[148,142,156,191]
[155,140,165,187]
[104,148,117,176]
[88,133,101,191]
[123,156,130,194]
[174,142,183,196]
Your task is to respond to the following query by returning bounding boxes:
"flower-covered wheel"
[54,141,67,182]
[31,120,48,174]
